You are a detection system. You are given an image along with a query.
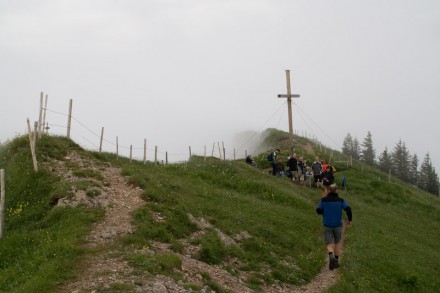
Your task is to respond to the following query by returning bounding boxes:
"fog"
[1,1,439,171]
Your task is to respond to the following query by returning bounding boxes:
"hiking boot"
[329,254,338,270]
[334,258,340,269]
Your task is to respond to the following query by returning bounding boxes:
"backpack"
[267,152,274,161]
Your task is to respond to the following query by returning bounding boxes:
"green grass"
[0,135,104,293]
[127,253,182,276]
[118,156,325,287]
[0,131,439,292]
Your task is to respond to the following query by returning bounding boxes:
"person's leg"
[317,177,322,188]
[326,243,334,254]
[334,242,342,256]
[333,226,343,256]
[332,226,343,268]
[325,227,340,270]
[272,162,277,176]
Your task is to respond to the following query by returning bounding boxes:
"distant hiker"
[267,148,280,176]
[298,157,307,185]
[276,158,285,178]
[321,160,328,173]
[316,184,352,270]
[305,167,313,188]
[341,175,347,190]
[328,164,337,173]
[286,154,299,183]
[245,155,257,167]
[311,156,323,188]
[322,165,335,189]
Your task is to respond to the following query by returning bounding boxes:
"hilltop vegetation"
[342,131,439,196]
[0,130,439,292]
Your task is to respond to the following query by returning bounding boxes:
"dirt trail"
[53,151,343,293]
[55,152,145,292]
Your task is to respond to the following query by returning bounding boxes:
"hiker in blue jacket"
[316,184,352,270]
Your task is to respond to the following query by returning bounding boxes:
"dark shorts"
[324,226,342,244]
[314,175,322,182]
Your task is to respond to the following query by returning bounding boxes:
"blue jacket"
[316,192,352,227]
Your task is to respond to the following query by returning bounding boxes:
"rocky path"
[53,151,342,293]
[55,152,145,292]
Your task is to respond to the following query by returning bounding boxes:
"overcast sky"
[1,0,439,171]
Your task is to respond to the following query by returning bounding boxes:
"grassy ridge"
[118,156,324,287]
[0,132,439,292]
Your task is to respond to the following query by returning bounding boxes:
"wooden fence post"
[155,146,158,164]
[233,148,236,160]
[27,119,38,172]
[116,136,119,160]
[130,145,132,163]
[38,92,44,137]
[33,121,38,153]
[211,143,215,157]
[42,94,48,135]
[27,118,33,147]
[99,127,104,152]
[166,151,168,165]
[144,139,147,164]
[67,99,72,139]
[189,146,192,159]
[0,169,5,239]
[33,122,39,169]
[217,142,222,159]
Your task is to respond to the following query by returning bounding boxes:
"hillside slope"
[0,131,439,292]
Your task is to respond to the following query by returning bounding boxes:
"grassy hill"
[0,131,439,292]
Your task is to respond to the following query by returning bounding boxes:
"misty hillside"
[0,130,439,293]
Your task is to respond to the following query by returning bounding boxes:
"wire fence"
[33,97,317,164]
[26,92,344,168]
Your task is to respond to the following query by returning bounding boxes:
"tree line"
[342,132,440,196]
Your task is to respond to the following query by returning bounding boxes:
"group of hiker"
[247,149,352,271]
[264,149,336,188]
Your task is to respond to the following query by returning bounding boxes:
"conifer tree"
[391,139,410,181]
[352,138,361,160]
[342,133,353,156]
[378,147,392,173]
[409,154,419,186]
[361,131,376,166]
[420,153,440,195]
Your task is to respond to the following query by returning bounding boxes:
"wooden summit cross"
[277,69,300,152]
